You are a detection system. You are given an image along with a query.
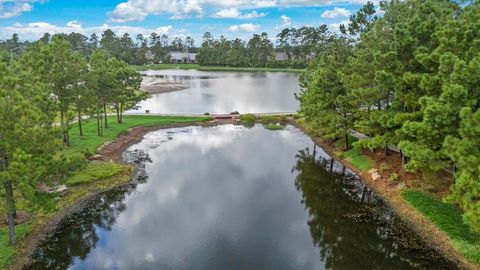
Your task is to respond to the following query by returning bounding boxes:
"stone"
[368,168,379,174]
[372,172,381,181]
[89,154,103,161]
[53,185,69,196]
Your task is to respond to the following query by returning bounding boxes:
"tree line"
[0,31,196,65]
[1,26,333,68]
[0,35,145,245]
[197,27,330,68]
[298,0,480,233]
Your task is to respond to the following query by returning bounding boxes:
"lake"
[28,125,456,270]
[131,70,300,115]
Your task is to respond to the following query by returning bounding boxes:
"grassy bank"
[64,115,209,156]
[0,114,209,269]
[403,190,480,263]
[132,63,304,73]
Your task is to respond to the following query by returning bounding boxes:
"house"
[275,52,289,61]
[168,50,197,64]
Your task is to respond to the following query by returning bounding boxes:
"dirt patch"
[100,119,234,162]
[291,120,478,270]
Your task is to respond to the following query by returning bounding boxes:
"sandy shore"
[141,76,188,94]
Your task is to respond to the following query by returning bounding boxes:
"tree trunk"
[344,133,349,151]
[116,104,120,124]
[120,103,123,124]
[77,108,83,136]
[60,108,68,146]
[103,102,108,128]
[384,145,389,156]
[96,103,102,137]
[401,150,406,168]
[1,157,16,245]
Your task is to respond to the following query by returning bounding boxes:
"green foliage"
[66,163,128,186]
[264,124,284,131]
[389,173,399,183]
[299,0,480,233]
[239,114,257,125]
[403,190,480,262]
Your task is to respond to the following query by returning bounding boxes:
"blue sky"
[0,0,373,44]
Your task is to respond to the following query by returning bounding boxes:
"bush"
[230,111,239,115]
[240,114,257,124]
[260,115,278,124]
[390,172,400,182]
[265,124,284,131]
[204,112,210,116]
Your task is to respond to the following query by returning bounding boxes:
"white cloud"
[328,20,349,33]
[0,0,43,19]
[321,7,351,18]
[228,23,260,32]
[213,8,266,19]
[278,15,291,28]
[0,21,174,40]
[108,0,374,22]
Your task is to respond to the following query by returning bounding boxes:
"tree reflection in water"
[292,146,457,270]
[28,185,135,270]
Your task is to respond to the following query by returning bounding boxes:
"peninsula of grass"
[264,123,285,130]
[402,190,480,263]
[132,63,304,73]
[64,115,209,156]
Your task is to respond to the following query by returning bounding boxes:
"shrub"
[390,173,400,182]
[240,114,256,124]
[265,124,284,131]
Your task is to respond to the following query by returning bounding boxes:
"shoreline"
[291,120,479,270]
[132,64,304,73]
[10,119,223,270]
[10,118,477,270]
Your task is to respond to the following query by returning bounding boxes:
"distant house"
[168,50,197,64]
[306,52,316,62]
[275,52,289,61]
[145,50,155,61]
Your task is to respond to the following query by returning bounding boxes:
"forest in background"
[0,25,332,69]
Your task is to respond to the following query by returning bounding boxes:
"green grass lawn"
[65,163,129,186]
[132,63,304,73]
[402,190,480,263]
[341,148,375,171]
[0,224,30,269]
[65,115,209,156]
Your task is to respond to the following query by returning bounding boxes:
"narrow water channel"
[28,125,456,269]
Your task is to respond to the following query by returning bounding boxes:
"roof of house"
[169,51,197,60]
[275,52,289,61]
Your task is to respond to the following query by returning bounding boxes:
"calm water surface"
[131,70,300,114]
[29,125,456,269]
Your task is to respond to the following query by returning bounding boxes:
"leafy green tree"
[110,59,145,123]
[0,63,58,245]
[20,36,87,146]
[444,108,480,233]
[298,37,356,150]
